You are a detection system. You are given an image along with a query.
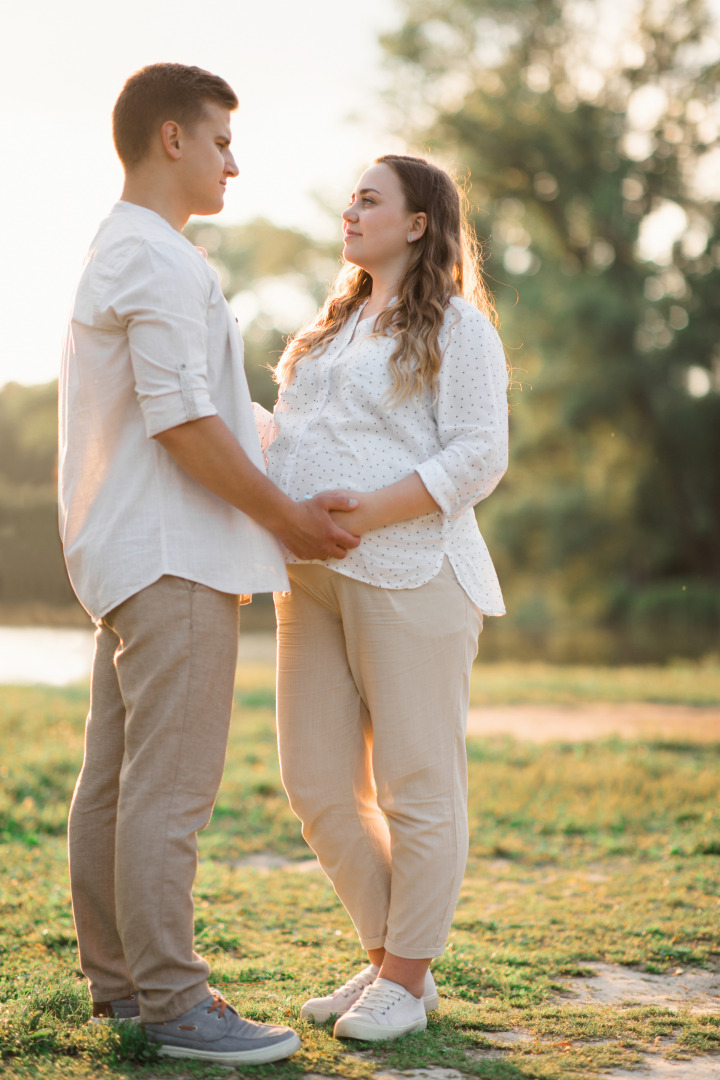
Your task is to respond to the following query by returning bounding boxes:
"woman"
[264,154,508,1041]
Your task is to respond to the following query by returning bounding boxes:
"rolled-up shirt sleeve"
[415,305,509,518]
[104,240,218,437]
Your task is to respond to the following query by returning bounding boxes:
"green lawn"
[1,669,719,1079]
[233,657,720,707]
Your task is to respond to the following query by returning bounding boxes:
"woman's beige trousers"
[275,559,482,960]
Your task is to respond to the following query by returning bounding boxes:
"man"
[58,62,359,1065]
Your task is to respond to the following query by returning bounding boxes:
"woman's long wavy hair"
[273,154,498,403]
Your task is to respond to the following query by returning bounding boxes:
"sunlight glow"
[0,0,399,389]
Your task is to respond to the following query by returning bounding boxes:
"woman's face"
[342,163,425,277]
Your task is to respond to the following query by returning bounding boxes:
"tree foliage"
[0,381,75,608]
[185,218,341,409]
[3,2,719,657]
[378,0,720,658]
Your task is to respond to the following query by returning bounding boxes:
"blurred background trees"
[2,0,718,659]
[0,382,75,609]
[374,0,720,659]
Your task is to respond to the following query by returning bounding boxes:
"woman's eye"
[362,198,375,206]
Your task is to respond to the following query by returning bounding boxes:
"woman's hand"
[326,475,440,537]
[328,491,379,537]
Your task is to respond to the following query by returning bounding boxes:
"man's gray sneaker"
[143,992,301,1064]
[90,994,140,1024]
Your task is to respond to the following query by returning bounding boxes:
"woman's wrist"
[362,489,392,531]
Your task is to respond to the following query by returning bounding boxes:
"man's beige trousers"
[68,576,239,1022]
[275,559,482,960]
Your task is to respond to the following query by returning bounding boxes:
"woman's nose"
[343,205,358,222]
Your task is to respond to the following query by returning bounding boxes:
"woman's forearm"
[329,472,439,535]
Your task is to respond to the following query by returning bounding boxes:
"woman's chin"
[342,248,369,272]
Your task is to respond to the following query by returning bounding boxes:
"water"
[0,627,96,685]
[0,627,277,686]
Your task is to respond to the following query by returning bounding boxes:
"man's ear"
[160,120,182,161]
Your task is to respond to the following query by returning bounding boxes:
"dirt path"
[466,703,720,742]
[369,962,720,1079]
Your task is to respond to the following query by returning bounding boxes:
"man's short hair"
[113,62,238,168]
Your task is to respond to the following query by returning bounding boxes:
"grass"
[0,664,719,1079]
[233,654,720,707]
[467,658,720,706]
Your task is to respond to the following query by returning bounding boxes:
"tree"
[379,0,720,659]
[185,218,340,409]
[0,381,75,609]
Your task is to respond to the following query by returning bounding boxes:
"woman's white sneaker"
[301,967,438,1024]
[332,978,427,1041]
[300,964,379,1022]
[422,968,439,1012]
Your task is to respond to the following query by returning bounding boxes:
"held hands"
[328,491,379,537]
[330,476,439,535]
[280,491,364,561]
[280,480,427,561]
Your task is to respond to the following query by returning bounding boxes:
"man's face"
[178,102,238,216]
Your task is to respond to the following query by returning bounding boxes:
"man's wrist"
[258,487,298,538]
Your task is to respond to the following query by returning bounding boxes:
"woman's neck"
[363,280,400,318]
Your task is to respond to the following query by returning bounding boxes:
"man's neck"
[120,176,188,232]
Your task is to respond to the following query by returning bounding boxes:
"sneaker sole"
[300,1003,339,1023]
[155,1031,302,1064]
[303,990,439,1024]
[89,1016,141,1025]
[333,1015,427,1041]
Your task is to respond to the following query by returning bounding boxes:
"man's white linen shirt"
[58,201,288,620]
[266,297,508,615]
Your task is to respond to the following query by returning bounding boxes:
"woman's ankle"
[378,952,429,999]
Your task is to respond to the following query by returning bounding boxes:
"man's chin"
[194,199,225,218]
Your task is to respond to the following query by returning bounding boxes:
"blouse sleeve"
[415,303,508,518]
[252,402,277,454]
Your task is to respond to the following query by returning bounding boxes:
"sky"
[0,0,405,388]
[1,0,717,390]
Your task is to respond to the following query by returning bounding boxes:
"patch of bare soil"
[374,1072,468,1080]
[600,1055,720,1078]
[466,703,720,743]
[557,961,720,1013]
[232,853,321,872]
[356,966,720,1080]
[372,1058,720,1079]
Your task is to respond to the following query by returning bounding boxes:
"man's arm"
[155,415,360,561]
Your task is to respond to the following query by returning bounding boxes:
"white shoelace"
[333,967,378,1001]
[352,980,406,1015]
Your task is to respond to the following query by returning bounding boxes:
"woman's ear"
[412,212,428,240]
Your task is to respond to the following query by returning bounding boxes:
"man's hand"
[278,492,362,561]
[329,491,378,537]
[155,417,363,559]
